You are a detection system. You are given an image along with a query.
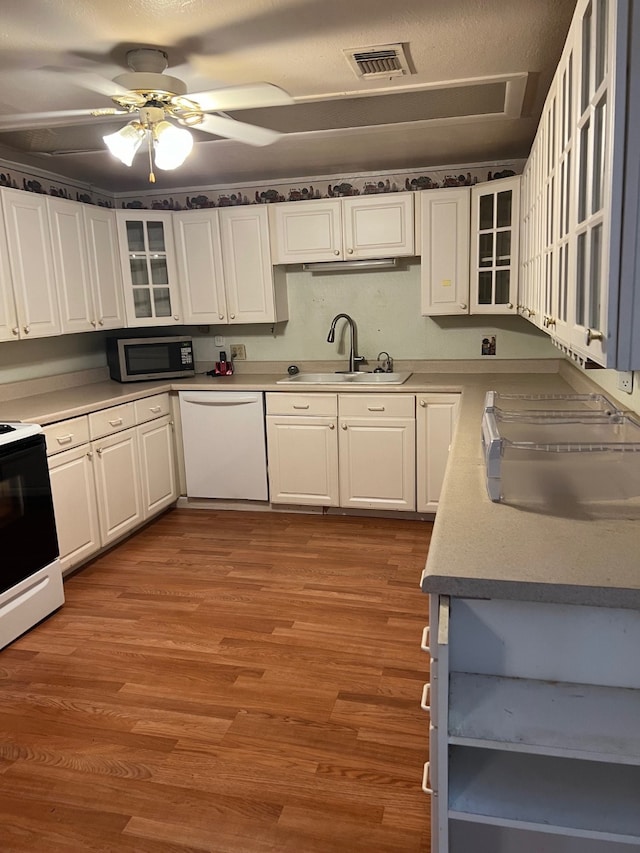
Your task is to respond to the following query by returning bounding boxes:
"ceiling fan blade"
[185,83,293,113]
[48,68,135,101]
[196,114,282,146]
[0,109,129,133]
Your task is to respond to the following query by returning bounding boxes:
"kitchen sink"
[276,372,412,385]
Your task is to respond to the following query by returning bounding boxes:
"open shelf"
[449,747,640,843]
[449,820,636,852]
[448,672,640,764]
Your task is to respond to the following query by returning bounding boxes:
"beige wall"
[0,331,110,385]
[193,261,557,366]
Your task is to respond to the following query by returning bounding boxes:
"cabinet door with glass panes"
[470,176,520,314]
[116,211,182,327]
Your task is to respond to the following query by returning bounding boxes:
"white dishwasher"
[178,391,268,500]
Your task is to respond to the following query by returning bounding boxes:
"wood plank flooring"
[0,509,432,852]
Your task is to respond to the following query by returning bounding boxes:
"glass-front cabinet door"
[116,211,182,327]
[470,176,520,314]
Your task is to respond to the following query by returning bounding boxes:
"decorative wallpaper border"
[0,157,523,211]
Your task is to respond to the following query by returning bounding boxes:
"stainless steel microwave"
[106,336,195,382]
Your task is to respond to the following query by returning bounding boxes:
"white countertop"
[2,365,638,609]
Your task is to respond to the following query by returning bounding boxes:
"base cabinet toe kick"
[421,594,640,852]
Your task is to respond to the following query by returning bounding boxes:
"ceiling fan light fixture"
[153,120,194,170]
[102,121,144,166]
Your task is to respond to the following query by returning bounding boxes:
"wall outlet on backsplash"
[617,371,634,394]
[230,344,246,360]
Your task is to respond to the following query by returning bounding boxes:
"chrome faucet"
[327,313,365,372]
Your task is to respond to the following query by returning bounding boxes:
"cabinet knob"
[334,249,340,256]
[173,315,179,321]
[329,423,335,430]
[91,319,97,327]
[23,325,30,334]
[86,451,93,459]
[507,302,514,310]
[586,328,604,345]
[11,327,18,336]
[98,318,104,326]
[420,400,426,407]
[96,447,103,456]
[219,314,224,320]
[347,248,354,255]
[341,424,348,430]
[230,314,236,319]
[527,308,536,318]
[459,303,467,310]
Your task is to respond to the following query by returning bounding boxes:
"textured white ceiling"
[0,0,577,193]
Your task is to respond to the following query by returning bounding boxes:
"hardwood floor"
[1,509,432,852]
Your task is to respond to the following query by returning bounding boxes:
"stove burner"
[0,424,16,434]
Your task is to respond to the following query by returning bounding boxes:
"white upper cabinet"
[218,206,288,324]
[269,193,415,264]
[0,199,18,342]
[174,210,227,324]
[420,188,471,316]
[83,206,125,331]
[470,176,520,314]
[49,198,125,334]
[1,187,61,338]
[116,210,182,327]
[521,0,640,369]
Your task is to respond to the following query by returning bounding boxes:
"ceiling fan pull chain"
[147,130,156,183]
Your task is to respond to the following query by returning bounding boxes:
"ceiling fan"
[0,48,293,181]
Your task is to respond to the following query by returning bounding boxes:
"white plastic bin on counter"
[483,391,621,420]
[481,410,640,510]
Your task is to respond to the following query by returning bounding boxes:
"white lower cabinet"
[48,442,101,575]
[265,393,339,506]
[266,391,459,512]
[45,394,177,574]
[424,594,640,852]
[416,394,460,512]
[338,394,416,511]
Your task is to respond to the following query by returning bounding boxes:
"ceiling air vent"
[344,44,413,79]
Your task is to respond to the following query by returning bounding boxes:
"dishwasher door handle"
[181,395,260,406]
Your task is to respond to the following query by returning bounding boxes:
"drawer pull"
[420,626,430,653]
[96,447,103,456]
[108,417,123,427]
[149,406,162,413]
[367,406,385,412]
[420,682,431,713]
[422,761,433,795]
[293,404,310,410]
[56,434,73,445]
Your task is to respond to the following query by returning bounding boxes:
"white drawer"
[134,393,171,424]
[338,393,415,418]
[89,402,136,439]
[266,392,337,417]
[42,416,90,456]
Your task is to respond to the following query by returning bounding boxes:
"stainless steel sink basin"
[276,372,412,385]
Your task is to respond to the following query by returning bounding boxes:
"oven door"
[0,433,59,594]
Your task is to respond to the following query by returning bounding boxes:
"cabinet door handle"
[329,423,335,430]
[459,303,467,310]
[218,314,224,320]
[11,327,19,336]
[420,682,431,713]
[347,248,354,255]
[98,318,105,326]
[507,302,514,309]
[293,404,310,410]
[421,761,434,795]
[367,406,385,412]
[91,319,97,327]
[173,315,179,321]
[230,313,236,319]
[23,325,30,334]
[420,626,430,653]
[108,417,123,427]
[56,434,73,445]
[586,328,604,345]
[333,249,340,256]
[86,451,93,459]
[341,424,348,430]
[96,447,103,456]
[150,406,162,413]
[420,400,426,407]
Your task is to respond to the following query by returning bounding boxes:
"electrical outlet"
[213,335,225,347]
[617,370,634,394]
[230,344,246,360]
